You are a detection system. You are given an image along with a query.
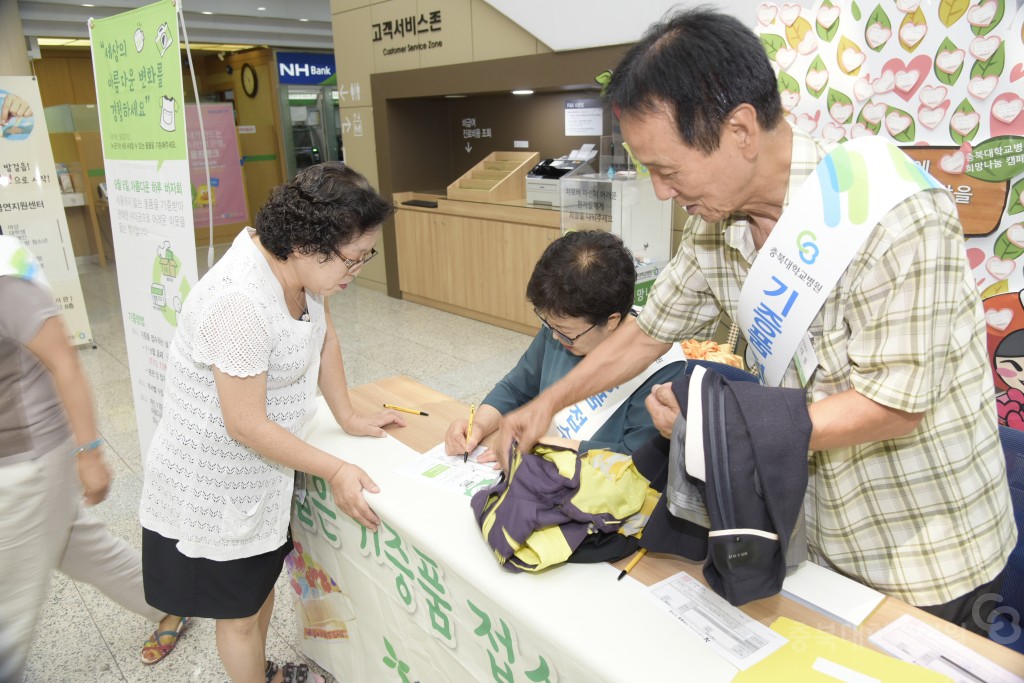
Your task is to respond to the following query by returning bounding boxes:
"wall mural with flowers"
[753,0,1024,427]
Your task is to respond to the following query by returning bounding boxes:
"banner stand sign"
[89,0,198,451]
[0,76,94,346]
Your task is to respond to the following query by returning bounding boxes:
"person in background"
[497,8,1015,634]
[139,162,405,683]
[0,235,186,682]
[445,230,684,461]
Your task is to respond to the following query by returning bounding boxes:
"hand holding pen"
[463,404,476,463]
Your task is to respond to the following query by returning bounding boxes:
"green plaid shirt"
[638,125,1016,605]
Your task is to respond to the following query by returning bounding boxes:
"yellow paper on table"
[733,617,952,683]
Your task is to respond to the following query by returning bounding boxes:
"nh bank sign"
[276,52,336,86]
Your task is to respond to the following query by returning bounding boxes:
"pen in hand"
[464,403,476,463]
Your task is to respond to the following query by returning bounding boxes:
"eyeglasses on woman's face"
[337,247,378,271]
[534,308,600,347]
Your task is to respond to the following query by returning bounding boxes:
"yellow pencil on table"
[383,403,429,416]
[464,403,476,463]
[616,547,647,581]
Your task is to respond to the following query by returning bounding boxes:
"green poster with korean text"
[89,0,197,452]
[90,0,185,162]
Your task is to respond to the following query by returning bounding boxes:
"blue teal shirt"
[483,330,684,454]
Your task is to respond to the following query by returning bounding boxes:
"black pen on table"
[617,547,647,581]
[463,403,476,463]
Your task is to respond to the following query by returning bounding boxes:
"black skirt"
[142,528,294,619]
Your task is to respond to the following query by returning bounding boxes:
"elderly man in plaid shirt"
[497,8,1015,635]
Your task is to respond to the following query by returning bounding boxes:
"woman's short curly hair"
[526,230,636,325]
[255,162,394,261]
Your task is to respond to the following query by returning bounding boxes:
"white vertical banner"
[89,0,197,452]
[0,76,94,346]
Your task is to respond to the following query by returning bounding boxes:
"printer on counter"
[526,145,596,207]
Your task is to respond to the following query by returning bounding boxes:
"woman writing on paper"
[444,230,685,461]
[139,163,405,683]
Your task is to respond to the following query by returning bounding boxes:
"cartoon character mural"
[754,0,1024,428]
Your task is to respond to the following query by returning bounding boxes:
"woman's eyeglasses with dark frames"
[534,308,600,347]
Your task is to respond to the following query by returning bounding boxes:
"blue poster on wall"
[276,52,337,86]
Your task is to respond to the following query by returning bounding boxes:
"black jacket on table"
[632,366,812,606]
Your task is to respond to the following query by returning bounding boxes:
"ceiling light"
[445,94,467,99]
[201,11,213,15]
[299,18,309,22]
[257,6,267,10]
[82,3,95,7]
[511,89,534,95]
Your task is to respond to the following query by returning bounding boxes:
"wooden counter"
[393,191,561,335]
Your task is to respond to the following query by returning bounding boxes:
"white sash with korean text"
[547,343,686,443]
[738,136,942,386]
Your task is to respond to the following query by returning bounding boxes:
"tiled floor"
[24,248,532,682]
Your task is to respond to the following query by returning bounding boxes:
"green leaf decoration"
[827,88,854,123]
[934,37,964,85]
[939,0,969,27]
[995,229,1024,261]
[885,105,916,143]
[971,0,1005,36]
[851,1,861,21]
[970,41,1005,79]
[777,71,800,94]
[864,5,892,53]
[816,1,840,42]
[805,56,829,98]
[949,98,979,144]
[761,33,787,61]
[384,637,398,660]
[867,4,891,31]
[982,279,1010,298]
[1010,177,1024,215]
[855,105,882,134]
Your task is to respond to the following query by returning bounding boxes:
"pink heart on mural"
[939,150,966,174]
[853,77,874,101]
[991,93,1024,136]
[967,75,998,100]
[970,35,1002,62]
[987,257,1016,281]
[967,247,985,270]
[882,55,931,102]
[756,3,779,25]
[987,308,1015,331]
[917,101,950,129]
[779,3,801,26]
[919,85,948,108]
[967,0,999,28]
[1011,63,1024,83]
[797,111,821,135]
[1008,224,1024,248]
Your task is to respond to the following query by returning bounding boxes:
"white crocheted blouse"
[140,228,326,561]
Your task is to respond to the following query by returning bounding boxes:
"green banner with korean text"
[89,0,197,453]
[90,2,186,162]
